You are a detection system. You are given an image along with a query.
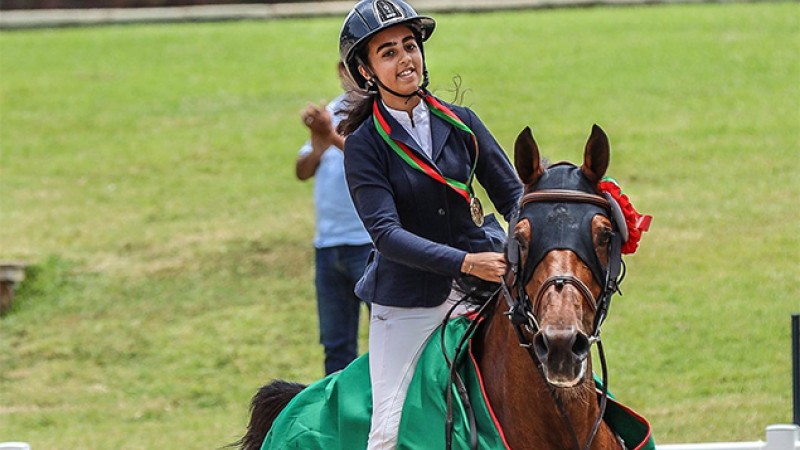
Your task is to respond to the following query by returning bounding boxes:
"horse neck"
[475,305,619,450]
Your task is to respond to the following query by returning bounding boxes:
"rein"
[441,283,502,450]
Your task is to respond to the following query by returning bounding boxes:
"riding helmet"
[339,0,436,89]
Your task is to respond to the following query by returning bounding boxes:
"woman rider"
[338,1,523,448]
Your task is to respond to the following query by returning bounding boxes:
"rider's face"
[361,25,423,103]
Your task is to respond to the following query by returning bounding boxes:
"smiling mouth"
[398,68,416,78]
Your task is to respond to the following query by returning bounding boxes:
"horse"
[236,124,638,450]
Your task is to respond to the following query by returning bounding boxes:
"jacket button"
[438,208,446,215]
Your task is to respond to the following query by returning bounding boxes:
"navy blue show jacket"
[344,97,522,308]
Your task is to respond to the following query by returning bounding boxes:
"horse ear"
[581,124,610,184]
[514,126,544,185]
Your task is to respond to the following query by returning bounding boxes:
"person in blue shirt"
[337,1,523,448]
[296,61,373,375]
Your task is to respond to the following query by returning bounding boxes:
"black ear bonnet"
[517,163,611,286]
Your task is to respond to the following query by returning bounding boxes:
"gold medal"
[470,196,484,227]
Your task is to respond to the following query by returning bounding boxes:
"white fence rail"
[658,425,800,450]
[0,443,31,450]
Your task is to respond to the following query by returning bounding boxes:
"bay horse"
[237,125,633,450]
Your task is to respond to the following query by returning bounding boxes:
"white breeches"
[366,289,472,450]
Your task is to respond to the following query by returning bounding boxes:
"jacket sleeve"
[344,130,466,277]
[461,107,523,222]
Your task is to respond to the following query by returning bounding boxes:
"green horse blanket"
[261,316,655,450]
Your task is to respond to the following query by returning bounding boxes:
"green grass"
[1,2,799,448]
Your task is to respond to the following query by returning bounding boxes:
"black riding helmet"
[339,0,435,90]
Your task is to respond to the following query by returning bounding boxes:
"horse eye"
[597,228,613,246]
[514,234,528,251]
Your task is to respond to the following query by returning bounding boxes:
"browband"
[519,190,610,211]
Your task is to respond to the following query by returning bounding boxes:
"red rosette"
[598,178,652,254]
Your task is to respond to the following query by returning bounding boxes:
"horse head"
[509,125,616,389]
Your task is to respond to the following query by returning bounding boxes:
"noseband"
[527,274,598,334]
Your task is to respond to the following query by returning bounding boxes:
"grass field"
[1,2,799,448]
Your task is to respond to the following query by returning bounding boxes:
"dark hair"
[337,43,379,136]
[336,89,375,136]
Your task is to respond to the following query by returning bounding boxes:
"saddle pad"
[260,316,655,450]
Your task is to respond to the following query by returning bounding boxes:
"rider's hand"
[461,252,507,283]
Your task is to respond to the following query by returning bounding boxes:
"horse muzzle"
[533,325,590,387]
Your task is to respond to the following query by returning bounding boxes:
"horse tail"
[232,379,306,450]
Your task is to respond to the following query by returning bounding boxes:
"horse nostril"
[533,332,549,361]
[572,332,590,360]
[535,327,590,363]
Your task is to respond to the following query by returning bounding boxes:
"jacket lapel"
[429,112,452,163]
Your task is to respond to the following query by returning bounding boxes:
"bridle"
[505,189,624,344]
[501,188,625,450]
[443,184,627,450]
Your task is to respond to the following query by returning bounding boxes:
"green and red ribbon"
[372,93,479,204]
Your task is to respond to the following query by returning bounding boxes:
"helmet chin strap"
[372,72,429,100]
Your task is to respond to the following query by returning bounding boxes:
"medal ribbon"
[372,93,479,204]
